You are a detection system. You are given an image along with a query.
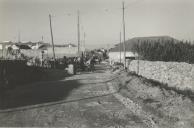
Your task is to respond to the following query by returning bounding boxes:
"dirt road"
[0,63,193,128]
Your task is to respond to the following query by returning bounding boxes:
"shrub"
[132,40,194,63]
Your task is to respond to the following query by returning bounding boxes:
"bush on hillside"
[132,40,194,63]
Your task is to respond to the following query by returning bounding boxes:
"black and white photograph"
[0,0,194,127]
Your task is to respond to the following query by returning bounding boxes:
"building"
[108,51,138,65]
[108,36,177,65]
[47,43,85,58]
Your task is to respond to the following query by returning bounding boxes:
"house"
[22,41,50,50]
[0,41,13,50]
[15,44,31,49]
[108,51,138,65]
[10,44,20,50]
[108,39,138,65]
[47,43,78,58]
[65,43,77,48]
[46,43,86,58]
[108,36,177,65]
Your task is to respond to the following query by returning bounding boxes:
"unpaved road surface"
[0,63,194,128]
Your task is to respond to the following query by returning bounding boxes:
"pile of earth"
[111,70,194,128]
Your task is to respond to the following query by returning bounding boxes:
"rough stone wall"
[128,60,194,92]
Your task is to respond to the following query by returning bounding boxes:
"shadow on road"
[80,64,110,75]
[0,79,81,110]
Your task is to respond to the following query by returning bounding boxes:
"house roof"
[38,44,50,49]
[54,43,77,47]
[16,44,31,49]
[0,41,13,45]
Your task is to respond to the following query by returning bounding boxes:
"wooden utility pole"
[84,32,86,50]
[137,40,140,74]
[2,44,4,58]
[49,14,56,68]
[18,30,21,43]
[122,1,126,69]
[120,32,122,63]
[77,10,80,54]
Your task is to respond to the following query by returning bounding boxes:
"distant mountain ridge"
[109,36,179,52]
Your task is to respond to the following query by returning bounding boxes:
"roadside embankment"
[128,60,194,93]
[111,70,194,128]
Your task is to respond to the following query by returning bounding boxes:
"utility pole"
[18,30,21,43]
[84,32,86,50]
[49,14,56,68]
[107,44,110,51]
[77,10,80,54]
[122,1,126,69]
[120,32,122,63]
[137,40,140,74]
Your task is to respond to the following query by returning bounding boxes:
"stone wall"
[128,60,194,93]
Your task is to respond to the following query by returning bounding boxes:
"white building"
[108,51,138,65]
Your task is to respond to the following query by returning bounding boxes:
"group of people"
[85,55,96,72]
[50,55,99,72]
[24,52,102,73]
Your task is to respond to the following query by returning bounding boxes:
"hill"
[109,36,179,52]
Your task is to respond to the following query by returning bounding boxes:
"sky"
[0,0,194,49]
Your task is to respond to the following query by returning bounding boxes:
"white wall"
[108,52,138,64]
[47,46,85,58]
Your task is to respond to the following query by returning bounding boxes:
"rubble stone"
[128,60,194,92]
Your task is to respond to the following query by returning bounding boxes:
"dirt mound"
[113,71,194,128]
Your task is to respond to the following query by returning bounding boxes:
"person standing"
[90,56,95,72]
